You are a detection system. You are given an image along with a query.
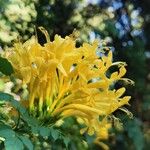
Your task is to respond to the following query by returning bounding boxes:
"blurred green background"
[0,0,150,149]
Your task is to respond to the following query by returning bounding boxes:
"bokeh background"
[0,0,150,149]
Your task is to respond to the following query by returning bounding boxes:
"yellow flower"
[5,29,133,143]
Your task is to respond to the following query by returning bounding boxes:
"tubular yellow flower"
[4,29,133,143]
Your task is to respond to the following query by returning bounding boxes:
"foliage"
[0,92,72,150]
[0,0,36,47]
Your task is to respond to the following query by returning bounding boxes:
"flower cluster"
[5,30,132,145]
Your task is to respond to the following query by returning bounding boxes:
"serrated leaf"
[0,57,14,75]
[4,137,24,150]
[19,136,33,150]
[50,128,59,141]
[39,127,50,137]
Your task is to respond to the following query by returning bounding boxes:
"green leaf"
[39,127,50,137]
[63,136,70,148]
[0,92,37,125]
[0,57,14,75]
[31,126,39,134]
[0,92,14,102]
[0,92,40,135]
[86,134,95,145]
[50,128,60,141]
[0,128,15,139]
[0,124,24,150]
[19,136,33,150]
[4,137,24,150]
